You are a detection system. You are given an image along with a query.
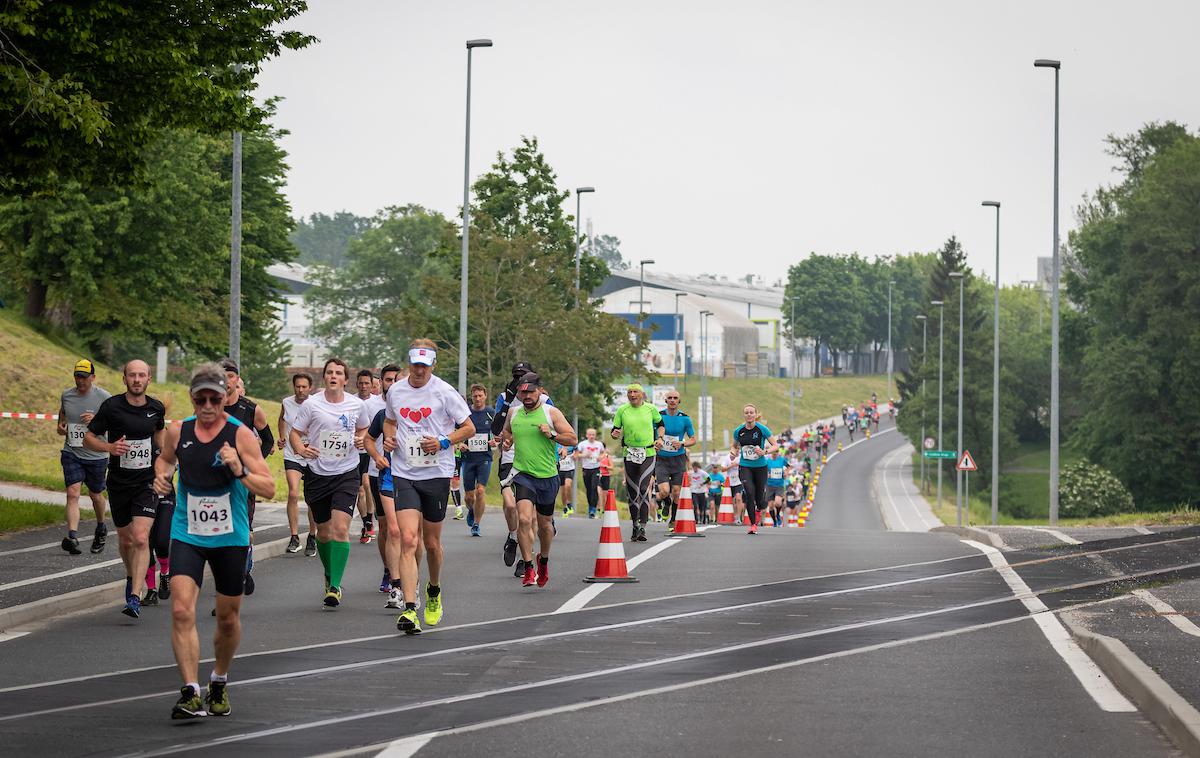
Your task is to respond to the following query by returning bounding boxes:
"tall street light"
[228,63,244,365]
[700,310,713,464]
[457,38,493,395]
[949,271,965,526]
[932,300,945,519]
[887,279,896,399]
[1035,57,1062,525]
[571,186,594,517]
[983,200,1001,525]
[789,297,797,429]
[638,259,655,376]
[916,314,928,494]
[673,292,688,385]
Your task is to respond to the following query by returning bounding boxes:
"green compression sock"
[316,538,331,577]
[328,540,351,589]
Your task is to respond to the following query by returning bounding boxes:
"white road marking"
[877,447,918,531]
[1131,589,1200,638]
[0,534,95,557]
[551,524,716,614]
[141,586,1130,757]
[960,539,1135,712]
[0,631,29,644]
[1131,526,1153,535]
[374,734,434,758]
[0,523,285,593]
[1017,526,1082,545]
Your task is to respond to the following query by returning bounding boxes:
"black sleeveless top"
[178,416,242,491]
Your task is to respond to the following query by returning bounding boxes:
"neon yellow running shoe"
[396,607,421,635]
[423,584,443,626]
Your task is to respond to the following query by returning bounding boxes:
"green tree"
[304,205,457,368]
[785,254,864,375]
[1067,123,1200,508]
[290,211,371,268]
[0,0,313,190]
[591,233,627,271]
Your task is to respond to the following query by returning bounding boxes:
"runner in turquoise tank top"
[501,372,577,589]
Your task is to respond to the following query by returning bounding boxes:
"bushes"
[1059,461,1136,517]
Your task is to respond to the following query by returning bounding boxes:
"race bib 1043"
[186,492,233,536]
[319,430,353,459]
[120,438,152,469]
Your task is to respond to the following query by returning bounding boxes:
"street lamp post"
[1035,57,1062,525]
[638,259,655,376]
[228,65,244,365]
[983,200,1001,525]
[700,310,712,464]
[887,280,895,399]
[457,38,493,395]
[916,314,928,493]
[949,271,965,526]
[932,300,945,520]
[673,292,688,386]
[571,186,594,518]
[789,298,797,429]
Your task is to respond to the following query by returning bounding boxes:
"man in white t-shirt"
[288,358,369,609]
[381,340,474,635]
[277,372,315,555]
[576,428,605,518]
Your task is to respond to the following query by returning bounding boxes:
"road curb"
[931,525,1007,550]
[0,535,292,632]
[1063,614,1200,757]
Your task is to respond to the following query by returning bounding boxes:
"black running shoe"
[205,681,230,716]
[304,534,318,557]
[61,537,81,555]
[513,559,525,578]
[172,685,204,720]
[157,575,171,600]
[142,588,159,606]
[286,535,301,554]
[636,526,648,542]
[243,573,255,596]
[503,536,517,567]
[90,526,106,554]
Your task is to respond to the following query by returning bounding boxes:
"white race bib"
[626,446,647,465]
[67,423,87,447]
[120,438,152,469]
[186,492,233,536]
[404,437,440,467]
[742,447,762,461]
[559,456,575,471]
[319,430,353,459]
[467,434,489,453]
[663,435,681,451]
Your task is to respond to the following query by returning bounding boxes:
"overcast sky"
[256,0,1200,285]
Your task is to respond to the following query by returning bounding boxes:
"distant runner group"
[52,349,882,720]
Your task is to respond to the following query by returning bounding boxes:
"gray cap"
[189,363,228,397]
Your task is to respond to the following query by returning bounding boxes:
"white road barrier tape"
[1,412,185,423]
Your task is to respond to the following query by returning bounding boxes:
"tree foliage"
[1066,122,1200,508]
[0,0,314,191]
[290,211,371,268]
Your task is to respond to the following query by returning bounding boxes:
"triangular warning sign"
[957,450,978,472]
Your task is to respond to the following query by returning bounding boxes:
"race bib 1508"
[186,492,233,536]
[120,438,152,469]
[467,434,489,453]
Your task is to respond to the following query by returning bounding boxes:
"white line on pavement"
[0,631,29,644]
[960,539,1135,712]
[0,534,96,558]
[552,525,716,614]
[1131,589,1200,638]
[1132,526,1153,535]
[1016,527,1082,545]
[374,735,434,758]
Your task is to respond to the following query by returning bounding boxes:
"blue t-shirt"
[708,471,726,493]
[367,409,393,491]
[766,456,788,487]
[733,422,772,468]
[464,407,495,460]
[658,410,694,458]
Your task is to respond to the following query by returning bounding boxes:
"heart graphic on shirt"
[420,407,432,419]
[398,407,412,421]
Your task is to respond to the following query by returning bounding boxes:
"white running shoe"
[385,588,402,609]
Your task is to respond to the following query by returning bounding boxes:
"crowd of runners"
[51,349,886,720]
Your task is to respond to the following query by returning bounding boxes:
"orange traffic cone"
[797,510,807,527]
[786,510,799,528]
[716,485,735,525]
[761,509,775,527]
[584,490,638,583]
[671,487,705,537]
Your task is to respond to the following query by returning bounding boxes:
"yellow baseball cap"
[73,359,96,377]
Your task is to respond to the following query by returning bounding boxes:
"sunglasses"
[192,394,224,407]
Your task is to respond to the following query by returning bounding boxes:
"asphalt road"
[0,425,1191,758]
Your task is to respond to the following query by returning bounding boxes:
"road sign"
[957,450,978,471]
[923,437,936,450]
[923,450,956,460]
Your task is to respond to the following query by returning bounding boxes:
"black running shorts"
[170,539,249,597]
[303,469,361,524]
[393,476,450,523]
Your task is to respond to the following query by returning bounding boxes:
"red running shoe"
[522,563,537,587]
[536,554,549,587]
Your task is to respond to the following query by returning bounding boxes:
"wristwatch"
[549,429,559,439]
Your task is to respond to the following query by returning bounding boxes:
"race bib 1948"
[120,438,152,469]
[186,492,233,536]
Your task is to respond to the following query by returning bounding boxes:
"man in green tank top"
[501,373,577,588]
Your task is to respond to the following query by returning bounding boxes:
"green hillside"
[0,310,287,495]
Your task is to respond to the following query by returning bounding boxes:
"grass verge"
[0,497,94,533]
